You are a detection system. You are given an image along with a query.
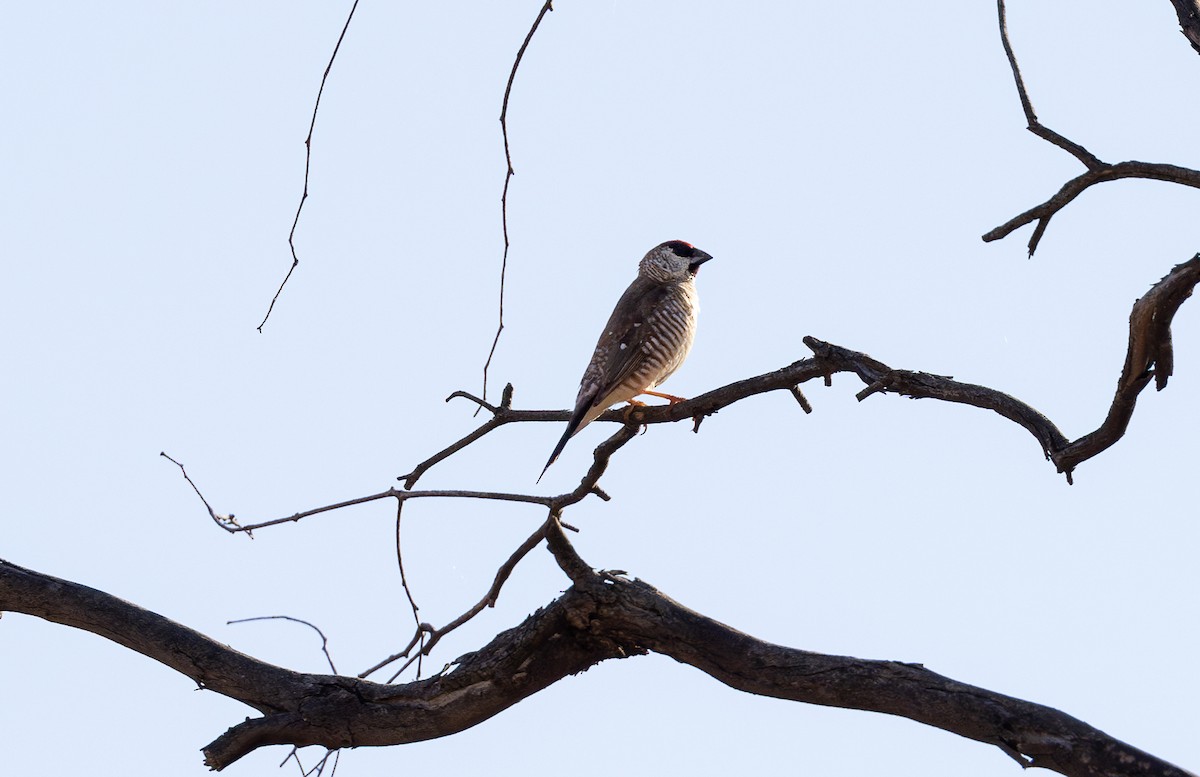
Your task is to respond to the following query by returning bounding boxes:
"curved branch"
[2,556,1191,777]
[228,615,339,675]
[0,558,311,716]
[1051,253,1200,473]
[404,254,1198,487]
[590,576,1194,777]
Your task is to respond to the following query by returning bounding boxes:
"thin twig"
[283,747,340,777]
[282,747,302,774]
[227,488,552,534]
[359,628,429,681]
[548,424,641,511]
[393,519,549,680]
[159,452,244,533]
[399,385,516,488]
[479,0,555,409]
[367,424,638,682]
[227,615,338,674]
[363,517,552,682]
[258,0,360,332]
[394,500,422,640]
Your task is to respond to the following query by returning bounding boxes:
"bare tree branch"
[983,161,1200,253]
[987,0,1200,255]
[283,747,340,777]
[362,423,638,681]
[160,452,243,532]
[164,421,639,686]
[1051,253,1200,473]
[1168,0,1200,55]
[161,467,556,536]
[995,0,1102,170]
[258,0,361,332]
[376,517,553,682]
[391,500,425,675]
[399,254,1198,487]
[479,0,555,408]
[2,555,1192,776]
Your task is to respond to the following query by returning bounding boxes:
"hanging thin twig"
[478,1,555,410]
[258,0,361,332]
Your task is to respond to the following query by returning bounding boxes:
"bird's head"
[639,240,714,284]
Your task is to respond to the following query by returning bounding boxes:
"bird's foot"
[621,400,647,424]
[643,389,687,404]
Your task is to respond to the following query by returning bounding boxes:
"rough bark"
[1168,0,1200,55]
[1,554,1193,777]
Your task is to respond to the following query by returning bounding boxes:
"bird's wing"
[579,278,672,412]
[538,279,670,482]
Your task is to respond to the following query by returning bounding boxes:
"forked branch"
[987,0,1200,255]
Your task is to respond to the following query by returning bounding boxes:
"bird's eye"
[666,240,695,258]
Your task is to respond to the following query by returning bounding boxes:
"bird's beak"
[688,250,713,275]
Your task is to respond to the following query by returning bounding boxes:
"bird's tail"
[537,402,592,483]
[537,430,572,484]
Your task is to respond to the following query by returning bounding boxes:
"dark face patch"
[663,240,696,259]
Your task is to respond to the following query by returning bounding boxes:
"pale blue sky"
[3,2,1198,775]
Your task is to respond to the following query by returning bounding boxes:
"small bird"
[539,240,713,481]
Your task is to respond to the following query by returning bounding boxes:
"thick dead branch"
[988,1,1200,255]
[1051,254,1200,473]
[1169,0,1200,55]
[2,556,1191,777]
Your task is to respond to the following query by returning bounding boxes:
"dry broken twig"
[985,0,1200,255]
